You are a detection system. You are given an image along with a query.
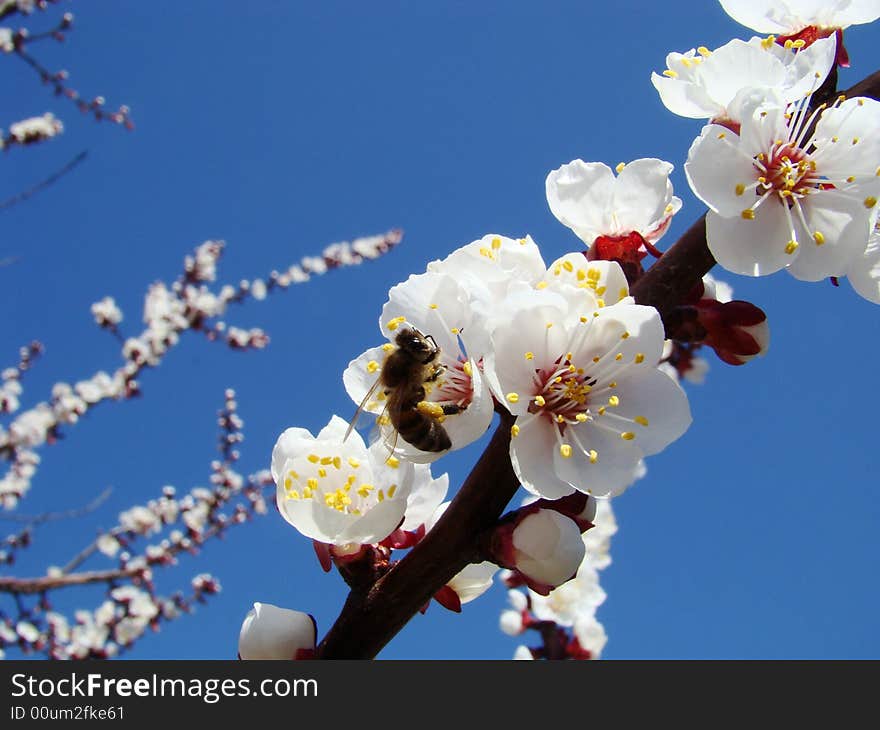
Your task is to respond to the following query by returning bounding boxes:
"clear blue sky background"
[1,0,878,659]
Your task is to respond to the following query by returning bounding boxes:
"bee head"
[395,327,437,363]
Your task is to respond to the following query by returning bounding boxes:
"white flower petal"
[511,415,577,500]
[546,160,615,245]
[706,207,795,277]
[685,124,758,218]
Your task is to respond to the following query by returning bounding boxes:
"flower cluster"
[653,7,880,302]
[499,496,619,660]
[0,231,402,508]
[0,390,267,660]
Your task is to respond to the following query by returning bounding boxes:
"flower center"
[756,142,818,200]
[529,355,597,428]
[427,355,476,412]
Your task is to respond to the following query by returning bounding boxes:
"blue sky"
[1,0,878,659]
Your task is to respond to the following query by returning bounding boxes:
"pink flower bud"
[238,603,316,660]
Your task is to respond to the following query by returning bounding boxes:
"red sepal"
[433,585,462,613]
[312,541,333,573]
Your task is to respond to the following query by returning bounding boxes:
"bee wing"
[344,375,385,442]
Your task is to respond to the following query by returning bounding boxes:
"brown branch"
[318,410,518,659]
[0,566,142,595]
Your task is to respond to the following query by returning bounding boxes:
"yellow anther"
[332,456,341,469]
[592,356,600,363]
[377,414,392,426]
[511,424,520,438]
[463,361,473,377]
[621,431,636,441]
[576,413,588,423]
[417,401,445,417]
[634,353,645,364]
[580,316,588,323]
[302,486,313,499]
[491,236,502,250]
[388,484,397,498]
[717,132,726,139]
[533,395,546,407]
[348,457,360,468]
[506,393,520,404]
[386,316,406,331]
[609,381,617,388]
[735,183,745,196]
[287,490,300,500]
[556,414,565,423]
[525,351,534,360]
[853,137,860,145]
[284,477,293,489]
[320,456,333,465]
[761,35,775,50]
[741,209,756,220]
[635,416,650,427]
[792,39,805,48]
[357,484,373,497]
[598,406,606,416]
[576,269,586,281]
[553,265,562,276]
[451,327,460,334]
[307,454,320,463]
[588,450,598,464]
[377,491,384,503]
[813,232,825,246]
[663,69,678,78]
[587,268,601,281]
[366,359,379,374]
[697,46,711,57]
[288,469,299,479]
[562,260,574,272]
[615,353,623,361]
[386,456,400,468]
[596,298,605,308]
[865,196,878,209]
[615,162,626,173]
[307,478,318,490]
[479,247,495,260]
[382,343,395,353]
[847,176,855,183]
[318,468,327,478]
[608,395,620,407]
[536,281,548,290]
[560,444,573,459]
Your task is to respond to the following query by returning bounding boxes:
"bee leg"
[440,404,466,415]
[425,365,445,383]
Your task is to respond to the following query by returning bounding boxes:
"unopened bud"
[238,603,316,660]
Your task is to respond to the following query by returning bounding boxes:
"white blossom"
[686,88,880,281]
[483,260,691,499]
[272,416,424,545]
[651,36,836,124]
[91,296,123,327]
[719,0,880,35]
[9,113,63,144]
[546,159,682,250]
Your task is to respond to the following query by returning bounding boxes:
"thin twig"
[0,150,88,211]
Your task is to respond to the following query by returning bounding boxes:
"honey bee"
[346,327,465,453]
